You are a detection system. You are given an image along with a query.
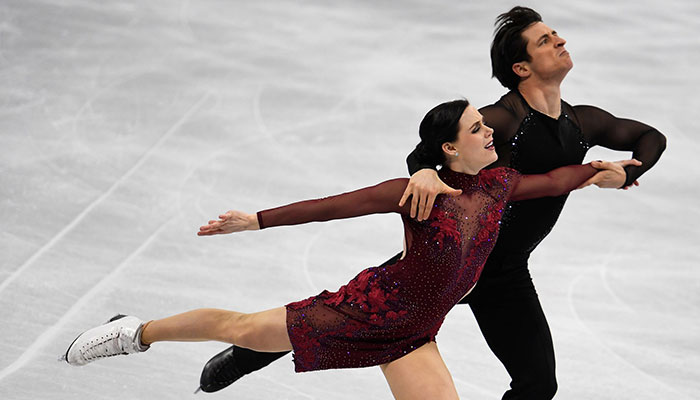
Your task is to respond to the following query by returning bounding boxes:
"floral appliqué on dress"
[430,210,461,250]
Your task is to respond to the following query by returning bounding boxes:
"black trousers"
[461,266,557,400]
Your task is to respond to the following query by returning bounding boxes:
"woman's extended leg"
[141,307,292,352]
[63,307,291,366]
[380,341,459,400]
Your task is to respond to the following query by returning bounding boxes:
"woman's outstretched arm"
[198,178,410,235]
[509,159,641,202]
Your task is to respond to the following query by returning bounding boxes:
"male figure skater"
[197,7,666,399]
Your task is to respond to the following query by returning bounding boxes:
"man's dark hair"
[490,6,543,90]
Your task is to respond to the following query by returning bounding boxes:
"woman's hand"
[579,159,642,189]
[399,169,462,221]
[197,210,260,236]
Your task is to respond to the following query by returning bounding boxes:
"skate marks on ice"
[0,93,215,381]
[1,0,699,399]
[0,93,212,297]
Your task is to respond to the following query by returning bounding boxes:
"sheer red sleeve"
[510,164,598,202]
[257,178,410,229]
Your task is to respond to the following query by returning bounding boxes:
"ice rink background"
[1,0,699,399]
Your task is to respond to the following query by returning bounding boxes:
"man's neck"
[518,80,562,119]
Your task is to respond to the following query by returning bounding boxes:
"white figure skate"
[61,314,149,366]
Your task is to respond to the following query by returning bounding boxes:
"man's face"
[520,22,573,81]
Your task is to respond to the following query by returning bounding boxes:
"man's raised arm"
[575,105,667,189]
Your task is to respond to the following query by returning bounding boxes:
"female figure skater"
[62,99,638,399]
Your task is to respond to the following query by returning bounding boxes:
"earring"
[455,152,459,157]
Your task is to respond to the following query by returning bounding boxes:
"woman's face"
[444,105,497,174]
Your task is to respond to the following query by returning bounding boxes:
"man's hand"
[579,159,642,189]
[399,169,462,221]
[198,210,259,236]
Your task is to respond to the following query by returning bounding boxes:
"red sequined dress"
[255,165,596,372]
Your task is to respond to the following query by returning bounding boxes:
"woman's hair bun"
[414,99,469,166]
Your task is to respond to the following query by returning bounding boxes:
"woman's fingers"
[591,160,611,170]
[197,228,222,236]
[199,210,249,236]
[219,210,236,220]
[594,158,642,169]
[577,175,597,189]
[616,158,642,167]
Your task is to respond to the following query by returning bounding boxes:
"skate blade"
[193,386,202,394]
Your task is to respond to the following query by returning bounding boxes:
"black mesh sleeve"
[574,105,667,187]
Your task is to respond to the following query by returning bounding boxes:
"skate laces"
[75,317,148,363]
[78,326,131,362]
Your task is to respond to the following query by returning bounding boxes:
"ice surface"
[1,0,698,399]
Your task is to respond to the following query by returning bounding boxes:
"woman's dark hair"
[490,6,542,90]
[414,99,469,166]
